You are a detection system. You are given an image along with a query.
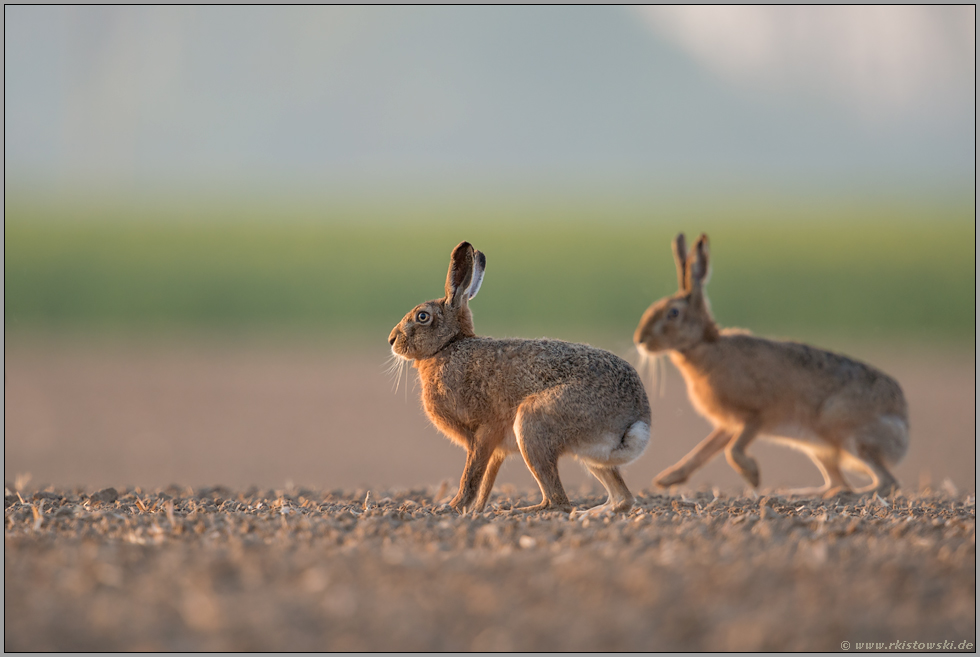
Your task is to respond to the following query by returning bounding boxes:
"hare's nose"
[388,335,396,346]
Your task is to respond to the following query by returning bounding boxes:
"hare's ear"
[672,233,688,291]
[445,241,475,307]
[687,233,711,290]
[467,250,486,300]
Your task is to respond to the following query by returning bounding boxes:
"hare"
[633,233,909,497]
[388,241,651,514]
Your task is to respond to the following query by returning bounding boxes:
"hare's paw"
[854,482,899,498]
[581,502,614,517]
[821,486,853,499]
[784,484,845,498]
[448,495,468,514]
[655,467,689,488]
[727,451,760,488]
[581,499,633,517]
[785,486,824,497]
[513,500,572,514]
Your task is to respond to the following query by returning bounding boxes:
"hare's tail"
[610,420,652,465]
[574,420,651,468]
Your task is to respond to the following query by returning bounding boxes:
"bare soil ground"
[4,486,975,651]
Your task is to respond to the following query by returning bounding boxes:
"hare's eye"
[667,308,679,319]
[416,311,430,323]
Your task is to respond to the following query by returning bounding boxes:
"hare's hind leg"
[787,448,852,498]
[655,427,731,487]
[848,416,907,497]
[853,446,900,496]
[512,401,572,513]
[812,449,852,497]
[583,465,634,515]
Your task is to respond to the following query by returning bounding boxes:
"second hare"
[634,233,908,496]
[389,241,651,514]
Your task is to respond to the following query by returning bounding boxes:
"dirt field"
[4,486,975,651]
[4,336,976,651]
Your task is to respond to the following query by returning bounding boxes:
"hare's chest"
[419,373,484,427]
[681,370,746,426]
[685,377,722,417]
[420,378,458,418]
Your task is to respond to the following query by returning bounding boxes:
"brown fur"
[634,233,909,497]
[389,242,652,514]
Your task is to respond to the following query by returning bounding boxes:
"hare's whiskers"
[650,351,660,398]
[636,348,665,399]
[636,348,650,394]
[402,358,410,401]
[657,352,668,398]
[384,354,408,395]
[635,347,649,379]
[635,348,667,399]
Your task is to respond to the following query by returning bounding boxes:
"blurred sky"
[4,5,975,198]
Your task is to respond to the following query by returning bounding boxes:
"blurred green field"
[4,194,975,346]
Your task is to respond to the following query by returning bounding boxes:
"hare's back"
[721,333,906,416]
[504,337,639,379]
[468,337,649,408]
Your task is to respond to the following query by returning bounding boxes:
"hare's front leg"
[725,421,761,488]
[472,448,508,512]
[450,427,504,513]
[655,427,731,487]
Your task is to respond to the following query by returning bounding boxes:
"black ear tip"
[453,241,472,253]
[476,251,486,268]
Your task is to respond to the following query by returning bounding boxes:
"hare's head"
[389,241,486,361]
[634,233,717,354]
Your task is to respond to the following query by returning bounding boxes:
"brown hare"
[389,241,651,514]
[634,233,909,497]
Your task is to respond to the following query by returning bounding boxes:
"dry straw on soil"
[4,485,976,651]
